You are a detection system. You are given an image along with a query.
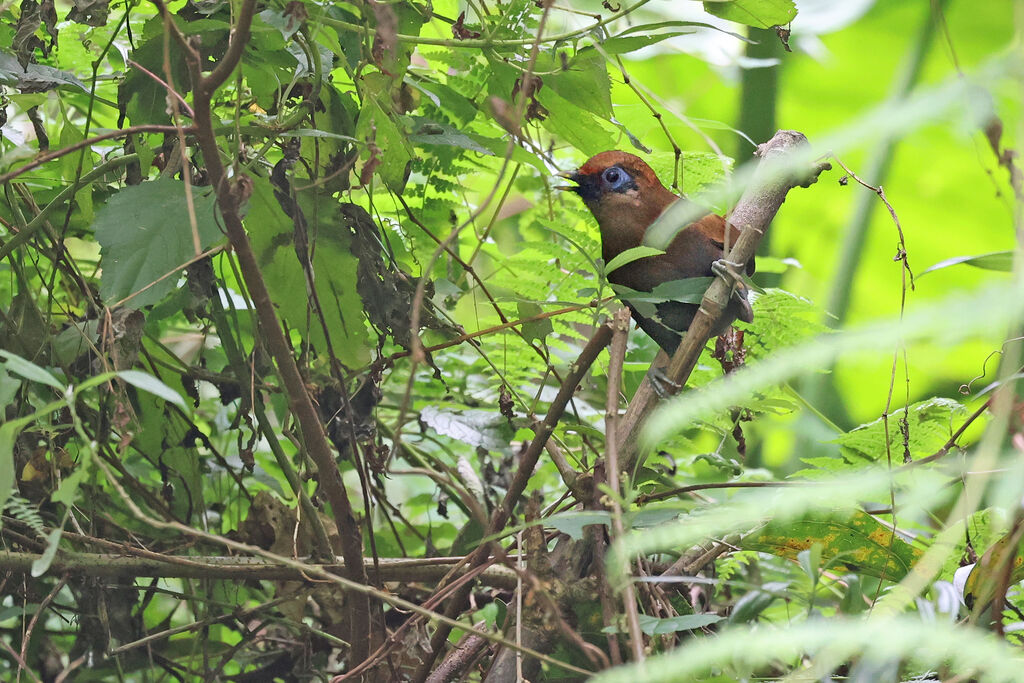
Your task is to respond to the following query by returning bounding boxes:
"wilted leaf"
[743,510,922,580]
[0,53,87,93]
[420,405,513,451]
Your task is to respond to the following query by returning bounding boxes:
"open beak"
[555,170,581,193]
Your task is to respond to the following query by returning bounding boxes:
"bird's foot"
[649,365,682,399]
[711,259,754,323]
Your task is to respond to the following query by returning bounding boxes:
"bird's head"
[559,151,675,234]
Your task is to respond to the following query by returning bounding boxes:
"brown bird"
[563,151,754,355]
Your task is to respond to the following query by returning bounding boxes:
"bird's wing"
[689,214,756,275]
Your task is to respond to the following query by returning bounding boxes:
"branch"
[0,124,194,187]
[616,130,831,474]
[0,551,518,589]
[170,0,372,662]
[413,319,615,681]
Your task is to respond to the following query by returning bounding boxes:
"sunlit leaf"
[920,251,1013,277]
[703,0,797,28]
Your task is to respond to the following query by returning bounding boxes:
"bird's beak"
[555,170,581,193]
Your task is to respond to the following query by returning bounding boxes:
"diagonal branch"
[158,0,373,665]
[616,130,831,474]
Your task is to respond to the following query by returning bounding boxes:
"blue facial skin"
[569,165,638,202]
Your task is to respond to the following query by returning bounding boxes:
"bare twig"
[604,308,645,662]
[413,319,615,680]
[0,124,196,186]
[152,0,374,662]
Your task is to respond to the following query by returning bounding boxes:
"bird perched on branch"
[561,151,754,356]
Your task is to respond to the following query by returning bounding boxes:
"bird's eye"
[603,168,621,185]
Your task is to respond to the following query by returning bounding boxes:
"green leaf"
[30,527,63,577]
[545,511,612,540]
[50,462,87,506]
[642,283,1021,449]
[0,52,87,92]
[601,31,698,56]
[649,277,715,305]
[94,179,222,307]
[116,370,186,409]
[246,177,369,366]
[703,0,797,28]
[356,74,413,191]
[920,250,1013,277]
[831,398,965,464]
[546,47,612,120]
[0,350,62,389]
[604,246,666,275]
[537,87,617,157]
[742,510,923,580]
[636,613,723,635]
[420,405,514,451]
[517,302,553,343]
[118,22,191,124]
[409,117,494,155]
[0,423,19,512]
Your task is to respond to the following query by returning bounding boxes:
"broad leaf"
[95,180,222,307]
[743,510,923,580]
[703,0,797,28]
[245,177,369,366]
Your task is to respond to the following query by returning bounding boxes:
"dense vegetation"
[0,0,1021,680]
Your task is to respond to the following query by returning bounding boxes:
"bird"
[562,150,754,356]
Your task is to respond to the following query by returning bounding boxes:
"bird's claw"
[649,365,682,399]
[711,259,754,323]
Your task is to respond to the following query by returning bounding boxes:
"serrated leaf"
[246,177,369,366]
[703,0,797,29]
[95,180,222,307]
[833,398,965,463]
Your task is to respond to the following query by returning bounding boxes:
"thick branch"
[0,551,518,589]
[173,0,372,663]
[616,130,830,474]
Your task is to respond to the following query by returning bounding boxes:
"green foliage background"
[0,0,1022,680]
